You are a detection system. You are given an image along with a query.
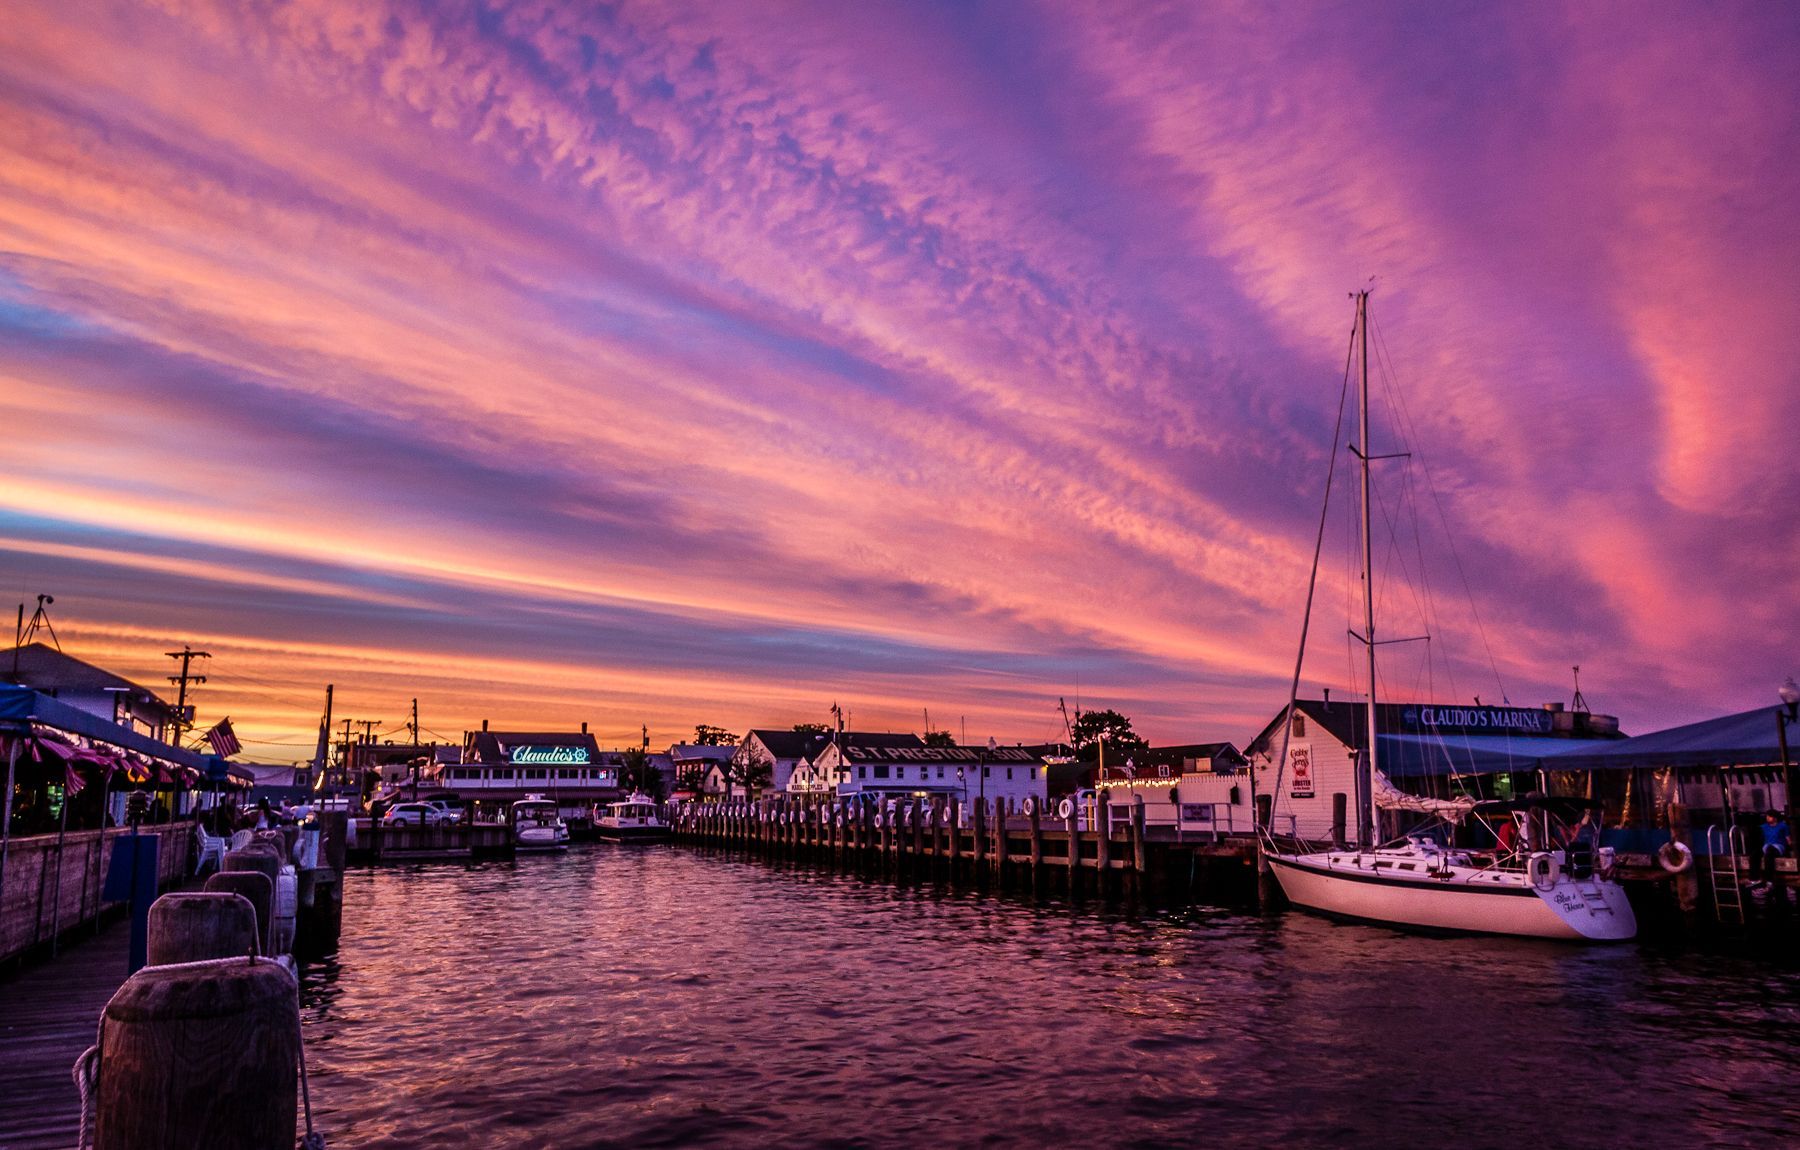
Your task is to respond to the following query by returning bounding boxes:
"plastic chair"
[193,825,229,874]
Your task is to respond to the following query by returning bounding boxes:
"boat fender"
[1656,840,1693,875]
[1022,797,1037,817]
[1057,798,1074,822]
[1527,852,1557,892]
[873,813,884,829]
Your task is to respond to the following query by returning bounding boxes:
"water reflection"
[299,848,1800,1149]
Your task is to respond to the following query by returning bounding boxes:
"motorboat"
[594,793,668,842]
[511,795,569,852]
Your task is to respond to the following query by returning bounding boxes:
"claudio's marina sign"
[1393,705,1553,735]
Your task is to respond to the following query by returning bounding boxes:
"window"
[1292,714,1306,737]
[936,767,944,779]
[1006,768,1014,780]
[492,768,514,780]
[896,767,906,780]
[982,766,990,778]
[858,766,867,779]
[558,768,578,780]
[1029,768,1037,780]
[527,768,547,779]
[874,765,889,779]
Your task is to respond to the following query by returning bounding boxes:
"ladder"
[1705,824,1746,925]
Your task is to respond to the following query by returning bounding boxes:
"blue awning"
[0,682,214,771]
[1377,733,1594,778]
[1544,705,1793,771]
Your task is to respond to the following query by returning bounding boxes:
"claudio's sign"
[1395,705,1552,735]
[508,745,592,765]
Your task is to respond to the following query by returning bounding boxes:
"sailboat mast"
[1357,291,1378,850]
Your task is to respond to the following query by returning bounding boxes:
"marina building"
[1180,698,1627,844]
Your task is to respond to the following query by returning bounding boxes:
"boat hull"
[1268,854,1635,942]
[596,825,668,842]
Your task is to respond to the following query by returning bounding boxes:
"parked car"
[382,802,454,827]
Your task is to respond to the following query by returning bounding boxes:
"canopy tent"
[1544,705,1795,772]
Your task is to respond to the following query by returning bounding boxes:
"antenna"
[21,594,59,651]
[1572,665,1590,713]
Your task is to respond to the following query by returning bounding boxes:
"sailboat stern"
[1535,877,1637,942]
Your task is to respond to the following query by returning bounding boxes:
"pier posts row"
[664,792,1176,897]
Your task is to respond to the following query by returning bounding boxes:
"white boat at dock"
[594,794,668,842]
[510,795,569,852]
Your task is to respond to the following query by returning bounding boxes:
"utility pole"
[165,645,211,743]
[357,719,380,743]
[409,698,421,801]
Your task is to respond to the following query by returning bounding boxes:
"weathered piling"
[146,893,259,966]
[202,872,272,956]
[92,958,300,1150]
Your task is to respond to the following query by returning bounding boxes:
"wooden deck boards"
[0,919,130,1150]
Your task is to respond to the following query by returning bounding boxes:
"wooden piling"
[94,959,300,1150]
[147,892,260,966]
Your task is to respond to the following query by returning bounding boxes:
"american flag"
[206,717,241,758]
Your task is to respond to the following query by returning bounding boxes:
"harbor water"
[301,848,1800,1149]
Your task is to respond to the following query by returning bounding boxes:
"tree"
[693,724,738,746]
[1069,708,1149,764]
[922,730,956,747]
[725,744,773,799]
[791,722,828,736]
[618,747,666,802]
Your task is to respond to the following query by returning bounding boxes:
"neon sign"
[509,745,591,765]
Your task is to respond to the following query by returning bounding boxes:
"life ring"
[1057,797,1075,821]
[874,813,885,829]
[1022,796,1038,817]
[1656,840,1694,875]
[1527,852,1557,891]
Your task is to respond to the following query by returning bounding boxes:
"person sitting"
[1758,811,1791,889]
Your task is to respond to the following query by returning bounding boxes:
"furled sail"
[1372,770,1477,821]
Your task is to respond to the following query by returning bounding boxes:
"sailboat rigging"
[1261,291,1636,942]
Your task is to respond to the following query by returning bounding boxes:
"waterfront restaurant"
[804,733,1050,810]
[442,725,623,823]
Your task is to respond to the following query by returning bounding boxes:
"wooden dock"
[0,916,130,1150]
[667,798,1259,899]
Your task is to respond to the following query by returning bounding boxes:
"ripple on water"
[298,847,1800,1149]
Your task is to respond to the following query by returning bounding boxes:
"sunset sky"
[2,1,1796,760]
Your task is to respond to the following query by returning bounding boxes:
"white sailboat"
[1263,292,1636,942]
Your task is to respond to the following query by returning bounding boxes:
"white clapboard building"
[800,733,1050,810]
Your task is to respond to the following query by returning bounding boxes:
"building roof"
[1138,743,1246,767]
[670,743,738,763]
[1,644,173,724]
[744,729,830,760]
[1545,705,1796,771]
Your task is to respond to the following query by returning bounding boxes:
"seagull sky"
[2,1,1796,759]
